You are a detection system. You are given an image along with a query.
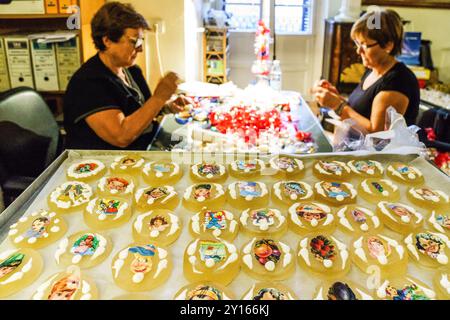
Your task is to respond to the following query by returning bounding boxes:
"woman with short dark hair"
[312,9,420,133]
[64,2,187,150]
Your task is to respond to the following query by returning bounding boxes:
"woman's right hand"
[153,72,179,103]
[313,79,339,95]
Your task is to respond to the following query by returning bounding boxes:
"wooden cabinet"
[321,18,365,94]
[203,27,230,84]
[0,0,105,115]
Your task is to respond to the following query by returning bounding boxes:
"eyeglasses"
[125,35,145,49]
[354,40,379,51]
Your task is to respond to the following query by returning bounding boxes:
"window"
[275,0,312,34]
[224,0,262,31]
[224,0,313,34]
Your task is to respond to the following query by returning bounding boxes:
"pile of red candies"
[208,105,313,143]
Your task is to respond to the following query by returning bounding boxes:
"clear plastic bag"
[363,106,427,156]
[332,118,367,152]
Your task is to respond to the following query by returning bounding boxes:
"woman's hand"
[311,86,344,109]
[313,79,340,95]
[166,95,194,113]
[153,72,179,103]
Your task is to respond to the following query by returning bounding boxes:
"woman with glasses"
[311,9,419,133]
[64,2,189,150]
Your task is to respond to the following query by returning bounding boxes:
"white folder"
[4,36,34,89]
[30,38,59,91]
[0,38,11,92]
[55,36,81,91]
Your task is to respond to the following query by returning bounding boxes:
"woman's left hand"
[311,86,343,109]
[166,95,194,113]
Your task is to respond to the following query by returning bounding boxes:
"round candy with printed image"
[404,230,450,270]
[433,273,450,300]
[174,281,234,300]
[227,181,269,210]
[84,196,132,230]
[110,154,145,175]
[428,211,450,235]
[358,179,400,204]
[132,209,182,246]
[31,265,98,300]
[288,202,336,235]
[111,242,172,292]
[297,233,350,280]
[239,208,287,238]
[377,201,424,235]
[386,162,424,185]
[313,280,374,300]
[351,233,408,278]
[406,186,449,211]
[314,181,357,206]
[182,183,226,212]
[190,162,228,183]
[241,237,294,281]
[241,282,297,300]
[135,185,179,211]
[48,181,93,214]
[272,181,313,207]
[143,160,183,186]
[268,155,304,179]
[66,159,106,183]
[336,205,383,234]
[312,160,351,181]
[0,248,43,298]
[8,210,67,249]
[54,230,112,269]
[375,275,437,300]
[96,174,135,198]
[189,208,238,241]
[228,158,266,179]
[347,159,384,178]
[184,238,239,286]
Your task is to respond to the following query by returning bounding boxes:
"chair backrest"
[0,87,59,166]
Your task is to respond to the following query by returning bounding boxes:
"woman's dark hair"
[91,2,149,51]
[351,9,404,56]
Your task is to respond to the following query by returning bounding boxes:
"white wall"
[115,0,204,90]
[362,5,450,83]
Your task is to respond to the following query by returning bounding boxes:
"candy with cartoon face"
[297,233,350,280]
[48,181,93,214]
[229,159,266,179]
[84,197,133,230]
[183,183,226,212]
[241,282,297,300]
[351,234,408,278]
[190,162,228,183]
[407,186,449,211]
[404,231,450,270]
[97,175,135,198]
[386,162,424,185]
[184,239,239,286]
[0,248,43,298]
[112,243,172,292]
[269,155,304,179]
[135,186,179,211]
[241,238,294,281]
[31,266,98,300]
[315,181,357,206]
[8,210,67,249]
[227,181,269,210]
[313,160,351,181]
[143,161,183,186]
[110,154,145,175]
[377,201,424,235]
[189,208,238,241]
[174,282,234,300]
[133,209,182,246]
[336,205,382,234]
[347,159,384,177]
[358,179,400,205]
[239,208,288,239]
[375,276,436,300]
[272,181,313,206]
[288,202,336,235]
[66,159,106,183]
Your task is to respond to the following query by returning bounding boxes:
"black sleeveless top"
[347,62,420,126]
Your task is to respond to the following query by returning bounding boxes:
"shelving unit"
[203,26,230,85]
[0,0,105,115]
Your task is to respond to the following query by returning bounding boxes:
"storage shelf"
[0,14,71,19]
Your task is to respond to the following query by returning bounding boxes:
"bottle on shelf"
[270,60,282,91]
